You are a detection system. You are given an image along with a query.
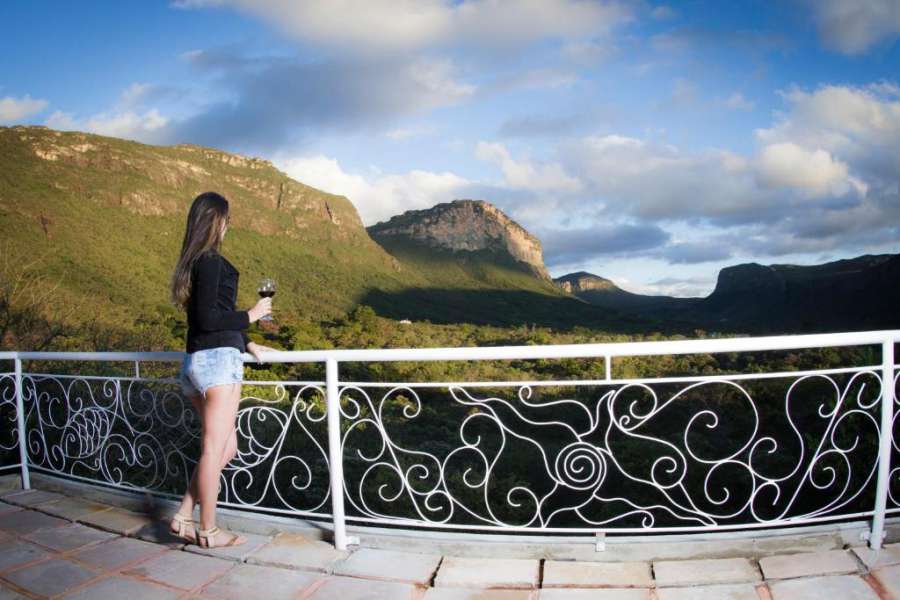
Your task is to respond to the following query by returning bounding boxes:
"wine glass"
[257,278,276,321]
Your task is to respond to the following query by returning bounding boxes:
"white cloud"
[757,84,900,151]
[541,101,895,262]
[558,134,770,223]
[174,0,633,54]
[120,83,155,107]
[755,83,900,183]
[756,142,866,198]
[274,154,471,225]
[270,81,899,275]
[475,141,582,193]
[0,94,49,123]
[620,275,714,298]
[39,80,175,142]
[868,81,900,98]
[45,108,169,141]
[44,111,77,130]
[805,0,900,55]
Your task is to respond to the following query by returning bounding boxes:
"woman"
[169,191,275,548]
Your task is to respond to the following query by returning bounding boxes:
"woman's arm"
[245,340,278,363]
[193,255,251,332]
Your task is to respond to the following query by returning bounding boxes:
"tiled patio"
[0,486,899,599]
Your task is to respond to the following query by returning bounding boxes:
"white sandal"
[170,513,196,542]
[196,526,246,549]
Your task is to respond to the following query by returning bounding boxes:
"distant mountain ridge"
[555,254,900,332]
[698,254,900,331]
[553,271,694,311]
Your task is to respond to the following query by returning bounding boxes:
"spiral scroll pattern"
[0,371,19,468]
[17,374,330,516]
[340,370,886,530]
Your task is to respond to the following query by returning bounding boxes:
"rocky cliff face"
[366,199,551,280]
[707,263,785,300]
[554,271,619,294]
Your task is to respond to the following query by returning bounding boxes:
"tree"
[349,304,378,330]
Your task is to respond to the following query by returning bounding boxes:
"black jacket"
[185,249,251,354]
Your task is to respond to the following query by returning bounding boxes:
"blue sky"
[2,1,899,297]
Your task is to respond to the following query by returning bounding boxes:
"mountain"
[362,199,658,328]
[0,126,655,336]
[553,272,698,311]
[367,199,551,281]
[554,254,900,333]
[0,125,411,327]
[696,254,900,332]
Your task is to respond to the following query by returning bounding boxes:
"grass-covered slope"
[0,126,430,333]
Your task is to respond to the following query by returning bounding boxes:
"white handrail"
[9,329,899,363]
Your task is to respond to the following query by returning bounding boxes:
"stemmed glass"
[257,278,276,321]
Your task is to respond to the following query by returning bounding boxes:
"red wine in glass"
[257,278,275,321]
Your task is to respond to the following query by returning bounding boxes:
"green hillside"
[0,126,421,324]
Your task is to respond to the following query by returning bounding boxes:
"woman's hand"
[248,297,272,323]
[245,341,276,363]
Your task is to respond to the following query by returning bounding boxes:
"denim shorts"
[178,346,244,397]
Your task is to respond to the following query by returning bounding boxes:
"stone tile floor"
[0,487,898,599]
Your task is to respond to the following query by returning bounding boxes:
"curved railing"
[0,329,897,551]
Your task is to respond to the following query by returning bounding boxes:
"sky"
[2,1,899,297]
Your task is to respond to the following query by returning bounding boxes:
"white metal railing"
[0,330,897,550]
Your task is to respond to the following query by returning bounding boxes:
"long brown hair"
[170,191,230,309]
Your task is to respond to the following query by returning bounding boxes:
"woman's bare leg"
[197,381,246,546]
[172,392,240,538]
[177,416,237,516]
[173,393,204,521]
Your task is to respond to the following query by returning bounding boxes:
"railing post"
[14,356,30,490]
[326,357,350,550]
[871,338,895,549]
